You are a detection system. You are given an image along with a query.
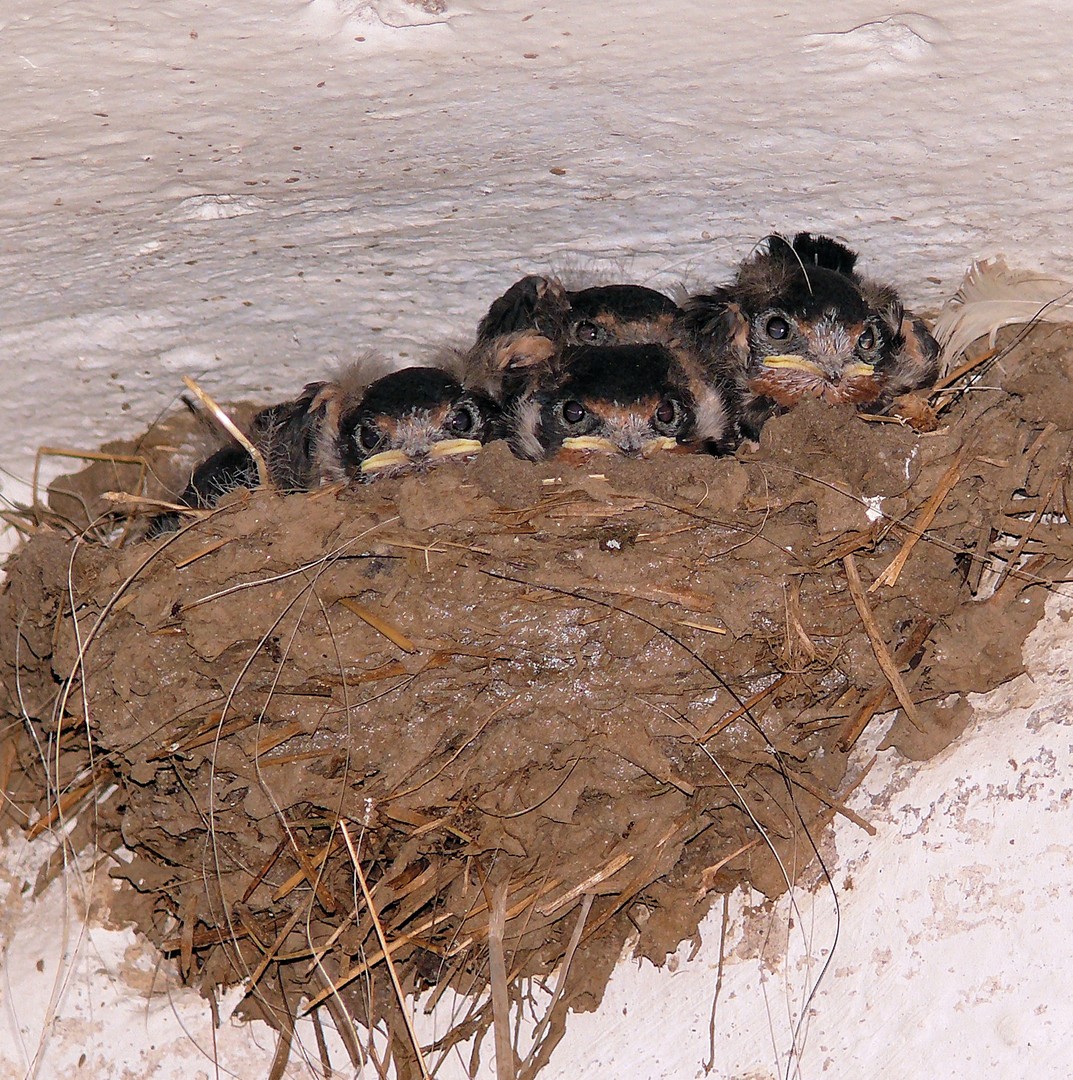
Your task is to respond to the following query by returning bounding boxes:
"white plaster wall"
[1,2,1071,1076]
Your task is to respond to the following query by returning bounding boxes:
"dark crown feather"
[788,232,859,275]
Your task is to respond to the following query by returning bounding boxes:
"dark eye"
[653,398,686,435]
[858,326,876,351]
[445,405,476,435]
[655,399,678,426]
[765,315,791,341]
[574,320,609,345]
[358,422,382,452]
[562,400,587,424]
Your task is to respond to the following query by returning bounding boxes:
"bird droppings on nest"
[3,319,1073,1079]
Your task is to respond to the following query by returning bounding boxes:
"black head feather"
[566,284,679,323]
[786,233,859,275]
[146,443,259,537]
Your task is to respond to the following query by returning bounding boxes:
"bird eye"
[446,405,476,435]
[357,422,383,452]
[574,320,610,345]
[655,399,678,426]
[765,315,791,341]
[857,326,876,351]
[653,398,686,435]
[562,400,587,424]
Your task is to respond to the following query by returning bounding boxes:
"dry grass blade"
[695,839,762,899]
[339,819,431,1080]
[488,881,515,1080]
[169,713,255,755]
[930,347,997,394]
[25,774,98,840]
[781,766,876,835]
[181,375,269,488]
[243,898,314,998]
[676,618,727,635]
[174,537,235,568]
[870,448,965,591]
[519,893,593,1079]
[702,675,788,742]
[32,446,148,511]
[843,555,926,733]
[538,852,633,917]
[281,832,338,915]
[994,466,1064,592]
[338,597,417,653]
[837,616,935,751]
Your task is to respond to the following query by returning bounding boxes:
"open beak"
[360,438,484,475]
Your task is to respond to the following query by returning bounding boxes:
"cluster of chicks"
[157,233,940,531]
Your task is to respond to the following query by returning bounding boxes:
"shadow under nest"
[3,327,1073,1078]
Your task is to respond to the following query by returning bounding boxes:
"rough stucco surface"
[2,0,1072,1076]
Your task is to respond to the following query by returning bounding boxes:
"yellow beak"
[561,435,679,455]
[428,438,485,459]
[762,355,876,379]
[359,438,484,475]
[360,448,410,474]
[762,354,824,375]
[561,436,622,453]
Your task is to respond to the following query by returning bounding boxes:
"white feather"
[933,258,1073,370]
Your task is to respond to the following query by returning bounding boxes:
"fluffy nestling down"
[681,233,940,439]
[150,361,501,534]
[508,341,735,462]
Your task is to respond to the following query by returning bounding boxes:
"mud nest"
[3,326,1073,1077]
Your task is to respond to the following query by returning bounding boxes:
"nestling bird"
[150,362,501,534]
[325,364,502,481]
[507,341,735,461]
[464,274,682,404]
[681,233,940,439]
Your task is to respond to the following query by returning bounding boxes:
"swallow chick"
[325,365,502,482]
[463,274,682,404]
[681,233,940,439]
[508,342,735,462]
[150,363,501,535]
